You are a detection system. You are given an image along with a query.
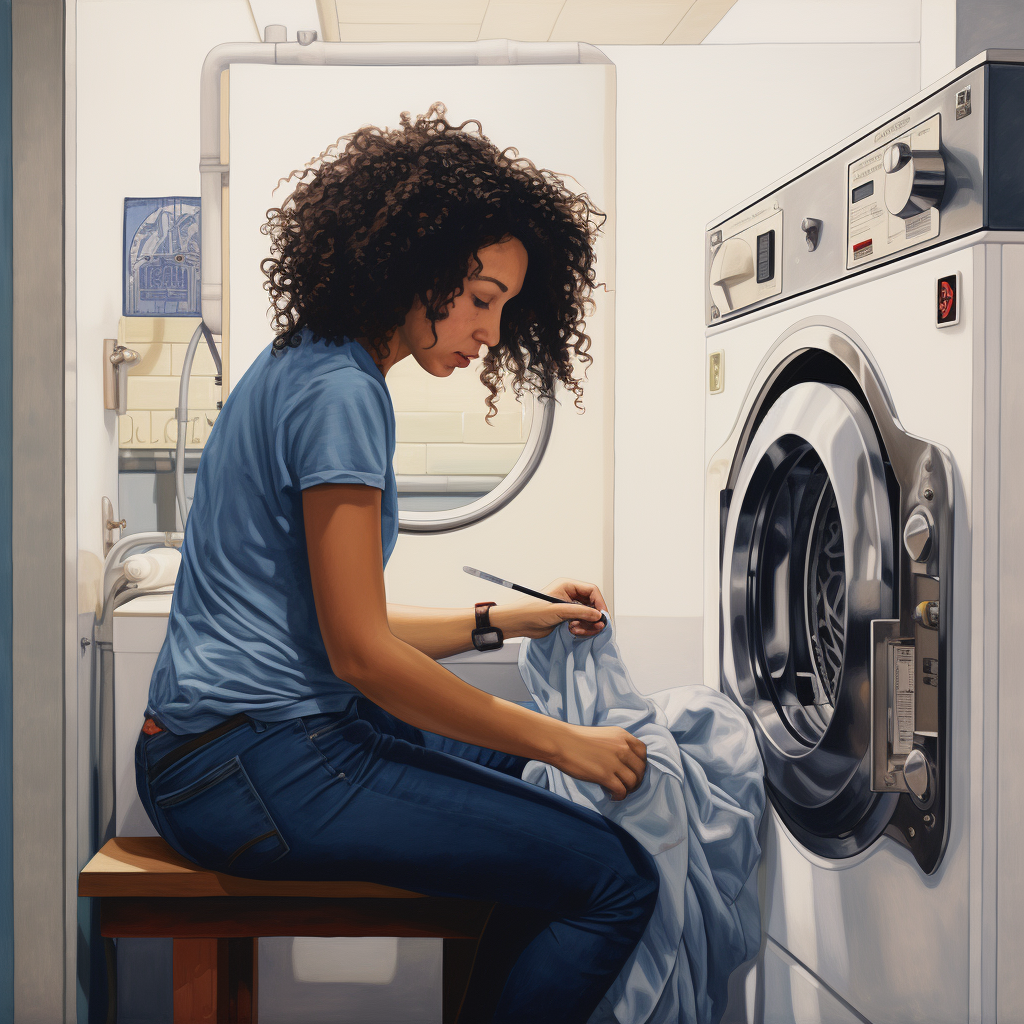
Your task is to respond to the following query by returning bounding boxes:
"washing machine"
[704,51,1024,1024]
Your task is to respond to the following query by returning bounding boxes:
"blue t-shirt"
[147,330,399,733]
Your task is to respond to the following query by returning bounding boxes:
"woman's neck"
[356,333,409,377]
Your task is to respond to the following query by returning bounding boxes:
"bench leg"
[173,937,257,1023]
[442,937,478,1024]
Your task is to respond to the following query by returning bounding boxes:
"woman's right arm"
[303,482,647,800]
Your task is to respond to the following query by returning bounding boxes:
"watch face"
[472,627,502,650]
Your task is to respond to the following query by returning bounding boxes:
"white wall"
[76,0,255,610]
[75,3,260,1020]
[604,42,922,639]
[922,0,958,89]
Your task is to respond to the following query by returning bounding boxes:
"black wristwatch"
[471,601,504,652]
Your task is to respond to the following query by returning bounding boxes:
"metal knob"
[882,141,911,174]
[903,510,933,562]
[903,749,930,802]
[801,218,822,252]
[882,143,945,220]
[914,601,940,630]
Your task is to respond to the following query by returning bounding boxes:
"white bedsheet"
[518,614,765,1024]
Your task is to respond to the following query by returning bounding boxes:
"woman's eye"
[473,296,491,310]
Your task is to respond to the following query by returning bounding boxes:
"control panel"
[708,201,782,321]
[847,114,945,270]
[702,55,1024,326]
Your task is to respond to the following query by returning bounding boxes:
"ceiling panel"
[702,0,918,44]
[479,1,563,42]
[337,21,482,41]
[551,0,697,44]
[666,0,737,43]
[334,1,489,24]
[317,0,755,45]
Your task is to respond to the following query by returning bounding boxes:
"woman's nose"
[474,313,503,348]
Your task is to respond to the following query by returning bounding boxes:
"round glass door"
[721,381,896,857]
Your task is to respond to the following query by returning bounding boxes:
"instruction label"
[890,643,916,756]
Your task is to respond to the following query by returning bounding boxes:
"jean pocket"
[155,756,289,874]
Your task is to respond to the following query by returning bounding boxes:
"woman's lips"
[453,353,470,368]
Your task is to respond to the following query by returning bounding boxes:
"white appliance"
[704,52,1024,1023]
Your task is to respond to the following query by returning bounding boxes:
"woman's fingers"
[608,777,630,801]
[610,737,646,798]
[539,578,610,636]
[622,748,647,782]
[556,726,648,801]
[545,577,609,613]
[625,733,648,762]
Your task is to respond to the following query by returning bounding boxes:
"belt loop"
[247,716,268,733]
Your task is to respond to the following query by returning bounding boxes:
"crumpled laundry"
[518,614,765,1024]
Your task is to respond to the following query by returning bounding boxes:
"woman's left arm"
[387,578,607,660]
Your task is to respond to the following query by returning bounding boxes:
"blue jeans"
[135,698,659,1024]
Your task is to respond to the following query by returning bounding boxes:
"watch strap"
[472,602,503,651]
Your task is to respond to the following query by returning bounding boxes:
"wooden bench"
[79,836,493,1024]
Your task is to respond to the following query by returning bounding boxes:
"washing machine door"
[720,380,897,858]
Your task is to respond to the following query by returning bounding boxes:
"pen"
[463,566,572,604]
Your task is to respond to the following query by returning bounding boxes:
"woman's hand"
[550,723,648,801]
[494,577,609,640]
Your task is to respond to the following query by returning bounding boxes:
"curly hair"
[260,102,606,417]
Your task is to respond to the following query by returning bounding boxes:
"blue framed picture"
[123,196,201,316]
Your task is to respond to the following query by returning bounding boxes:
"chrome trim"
[399,391,555,533]
[720,380,895,854]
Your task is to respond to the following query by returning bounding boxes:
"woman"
[137,105,659,1024]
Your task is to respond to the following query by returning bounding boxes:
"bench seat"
[79,836,492,1024]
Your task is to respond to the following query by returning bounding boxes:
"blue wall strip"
[0,0,14,1021]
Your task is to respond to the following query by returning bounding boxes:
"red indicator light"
[936,273,959,327]
[938,280,955,319]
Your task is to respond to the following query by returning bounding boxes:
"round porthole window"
[390,358,554,532]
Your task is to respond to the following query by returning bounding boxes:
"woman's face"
[388,236,528,377]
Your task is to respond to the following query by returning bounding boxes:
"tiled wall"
[118,316,221,449]
[386,356,532,480]
[118,320,530,481]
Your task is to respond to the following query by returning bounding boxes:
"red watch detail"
[475,601,497,629]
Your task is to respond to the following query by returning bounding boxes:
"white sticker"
[891,644,915,756]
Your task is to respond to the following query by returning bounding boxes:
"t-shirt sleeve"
[287,368,392,491]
